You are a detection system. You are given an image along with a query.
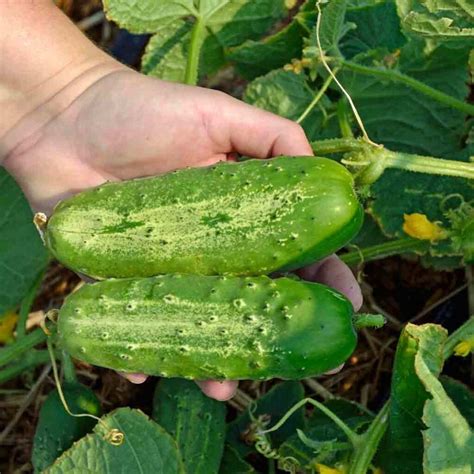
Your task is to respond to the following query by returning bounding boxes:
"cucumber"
[45,156,362,279]
[32,382,101,473]
[58,274,357,380]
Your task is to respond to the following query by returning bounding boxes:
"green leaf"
[137,0,286,81]
[141,20,193,82]
[243,69,327,139]
[341,0,407,58]
[226,381,305,457]
[318,0,350,55]
[0,169,48,315]
[420,363,473,472]
[396,0,474,44]
[32,383,101,473]
[103,0,194,33]
[46,408,184,473]
[202,0,286,47]
[440,376,474,428]
[219,445,256,473]
[377,324,447,474]
[152,378,226,474]
[228,11,316,80]
[279,399,373,469]
[341,43,474,261]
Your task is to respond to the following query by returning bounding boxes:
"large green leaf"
[440,376,474,428]
[341,0,407,58]
[0,169,48,315]
[227,10,316,80]
[219,445,256,473]
[152,379,226,474]
[137,0,286,81]
[341,44,473,264]
[226,381,305,457]
[141,20,193,82]
[243,69,329,139]
[376,324,446,473]
[421,370,473,472]
[396,0,474,44]
[46,408,184,473]
[103,0,194,33]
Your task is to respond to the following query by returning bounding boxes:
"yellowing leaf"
[402,213,447,241]
[0,311,18,344]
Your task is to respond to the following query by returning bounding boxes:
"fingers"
[195,380,238,401]
[298,255,363,311]
[118,371,148,384]
[208,93,314,158]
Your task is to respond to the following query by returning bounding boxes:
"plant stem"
[184,17,205,85]
[311,137,369,155]
[443,316,474,359]
[341,60,474,116]
[261,397,360,446]
[337,99,354,138]
[17,269,45,339]
[383,150,474,180]
[297,69,338,124]
[0,327,48,367]
[61,351,77,384]
[340,238,429,265]
[0,350,51,384]
[348,401,390,474]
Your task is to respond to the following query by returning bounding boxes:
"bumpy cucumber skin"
[58,274,357,380]
[32,383,101,473]
[45,156,363,279]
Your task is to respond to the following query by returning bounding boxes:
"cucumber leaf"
[0,169,48,316]
[226,381,305,457]
[227,10,316,80]
[46,408,184,473]
[32,383,101,473]
[219,445,256,473]
[396,0,474,44]
[341,0,407,58]
[440,376,474,428]
[376,324,446,473]
[152,378,226,474]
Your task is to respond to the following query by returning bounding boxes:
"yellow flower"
[453,337,474,357]
[0,311,18,344]
[285,0,298,8]
[402,213,447,241]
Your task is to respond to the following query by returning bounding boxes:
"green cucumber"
[32,382,101,473]
[45,156,362,279]
[58,274,357,380]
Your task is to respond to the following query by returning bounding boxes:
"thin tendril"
[46,338,101,423]
[315,1,380,148]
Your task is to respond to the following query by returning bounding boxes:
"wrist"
[0,1,126,164]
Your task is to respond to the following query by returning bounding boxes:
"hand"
[4,66,362,400]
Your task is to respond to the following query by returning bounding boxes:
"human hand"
[4,66,362,400]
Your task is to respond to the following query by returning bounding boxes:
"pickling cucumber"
[58,274,357,380]
[45,156,362,279]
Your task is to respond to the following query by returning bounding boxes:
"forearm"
[0,1,122,162]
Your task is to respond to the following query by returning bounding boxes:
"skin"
[0,2,362,401]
